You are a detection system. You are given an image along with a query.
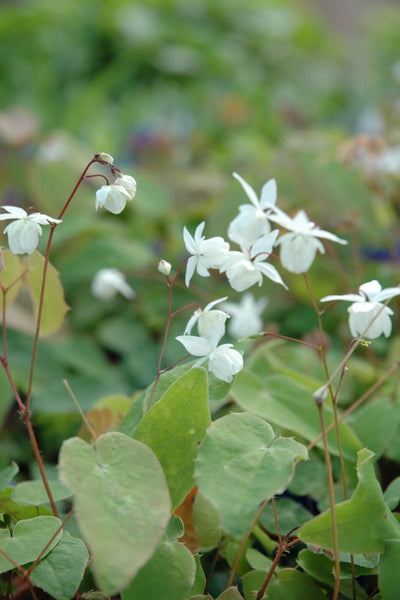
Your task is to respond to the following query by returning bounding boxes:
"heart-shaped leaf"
[59,432,171,594]
[0,516,63,574]
[195,412,308,537]
[12,480,71,506]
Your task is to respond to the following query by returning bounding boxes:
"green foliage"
[133,368,210,510]
[12,479,71,506]
[0,516,63,574]
[58,432,171,594]
[195,412,308,537]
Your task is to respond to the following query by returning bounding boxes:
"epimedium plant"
[0,153,399,600]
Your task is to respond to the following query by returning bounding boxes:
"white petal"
[320,293,363,303]
[208,344,243,382]
[256,262,288,289]
[359,280,382,299]
[279,234,323,274]
[184,311,200,335]
[233,172,259,208]
[228,206,269,248]
[185,255,197,287]
[183,226,196,254]
[251,230,279,259]
[0,206,27,220]
[28,213,62,225]
[19,221,41,254]
[313,228,348,245]
[204,297,229,311]
[373,287,400,302]
[194,221,205,243]
[176,335,212,356]
[259,179,277,210]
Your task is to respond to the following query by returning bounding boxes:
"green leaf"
[30,533,89,600]
[231,371,361,460]
[258,568,327,600]
[25,251,69,336]
[186,554,206,598]
[195,412,308,537]
[0,463,18,493]
[0,516,63,574]
[0,250,24,310]
[298,449,400,553]
[259,497,312,534]
[59,432,171,594]
[133,368,211,510]
[122,539,196,600]
[242,570,266,600]
[245,548,273,571]
[0,486,53,520]
[349,397,400,458]
[192,490,221,550]
[217,589,244,600]
[379,541,400,600]
[12,479,72,505]
[297,549,368,599]
[167,516,185,541]
[384,477,400,510]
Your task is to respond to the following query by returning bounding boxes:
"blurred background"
[0,0,400,462]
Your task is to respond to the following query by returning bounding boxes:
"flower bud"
[158,259,172,276]
[95,152,114,165]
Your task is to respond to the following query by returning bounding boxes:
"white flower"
[220,231,287,292]
[228,173,277,248]
[183,222,230,287]
[157,259,172,276]
[184,297,229,341]
[0,206,61,254]
[223,293,268,339]
[269,209,347,274]
[96,152,114,165]
[95,184,132,214]
[114,174,137,198]
[176,329,243,383]
[91,268,135,301]
[321,280,400,339]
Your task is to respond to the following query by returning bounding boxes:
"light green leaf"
[349,397,400,458]
[122,539,196,600]
[242,570,266,600]
[0,463,18,493]
[245,548,273,571]
[0,250,24,310]
[12,479,71,506]
[298,449,400,553]
[30,533,89,600]
[133,368,211,510]
[26,251,69,336]
[0,516,63,574]
[384,477,400,510]
[259,568,327,600]
[217,589,244,600]
[231,371,361,460]
[59,432,171,594]
[167,516,185,541]
[192,490,221,550]
[379,541,400,600]
[259,497,312,534]
[186,554,206,598]
[0,486,53,520]
[195,412,308,537]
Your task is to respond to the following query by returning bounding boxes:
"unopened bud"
[95,152,114,165]
[158,259,172,276]
[313,384,328,405]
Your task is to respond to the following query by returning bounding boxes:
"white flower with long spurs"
[268,208,347,274]
[91,268,135,301]
[183,222,230,287]
[0,206,62,254]
[321,280,400,339]
[184,297,229,341]
[176,328,243,383]
[228,173,277,248]
[223,293,268,339]
[220,230,287,292]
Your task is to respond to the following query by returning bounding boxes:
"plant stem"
[255,537,299,600]
[27,510,74,575]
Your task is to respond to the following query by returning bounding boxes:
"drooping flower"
[183,222,230,287]
[269,209,347,274]
[228,173,277,248]
[114,174,137,198]
[176,328,243,383]
[95,184,132,214]
[223,293,268,339]
[321,280,400,339]
[0,206,61,254]
[220,231,287,292]
[91,268,135,301]
[184,297,229,341]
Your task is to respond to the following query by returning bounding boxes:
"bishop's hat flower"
[321,280,400,339]
[183,222,230,287]
[95,183,132,215]
[114,174,137,198]
[220,230,287,292]
[228,173,277,248]
[91,268,135,301]
[269,209,347,274]
[0,206,61,254]
[223,293,268,339]
[176,327,243,383]
[184,297,229,341]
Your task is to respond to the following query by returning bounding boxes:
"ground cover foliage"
[1,0,400,599]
